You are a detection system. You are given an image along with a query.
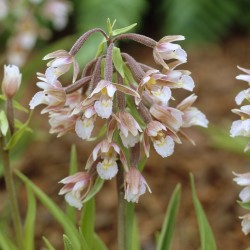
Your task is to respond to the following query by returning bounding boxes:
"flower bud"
[2,65,22,99]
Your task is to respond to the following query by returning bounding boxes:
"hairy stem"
[116,167,126,250]
[0,135,23,249]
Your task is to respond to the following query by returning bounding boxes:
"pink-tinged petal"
[120,132,139,148]
[92,142,102,161]
[36,81,51,90]
[233,172,250,186]
[29,91,47,109]
[153,135,175,158]
[151,86,171,105]
[179,75,194,91]
[119,112,142,136]
[177,94,197,110]
[72,58,79,83]
[58,183,74,195]
[235,90,250,105]
[90,80,109,97]
[178,129,195,145]
[153,48,169,69]
[43,50,68,60]
[146,121,166,137]
[119,149,128,171]
[85,107,96,118]
[142,132,150,158]
[111,142,120,155]
[237,66,250,75]
[182,107,208,128]
[113,83,140,98]
[59,172,88,184]
[158,35,185,44]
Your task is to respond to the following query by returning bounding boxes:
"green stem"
[116,168,126,250]
[0,135,23,249]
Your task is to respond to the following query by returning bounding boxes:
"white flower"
[153,135,175,158]
[239,186,250,203]
[230,119,250,137]
[240,214,250,235]
[2,65,22,99]
[233,172,250,186]
[96,160,118,180]
[94,98,113,119]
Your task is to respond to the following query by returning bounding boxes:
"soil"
[2,36,250,250]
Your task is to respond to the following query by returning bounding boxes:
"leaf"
[126,203,140,250]
[112,47,125,78]
[190,173,217,250]
[107,18,113,36]
[83,177,104,203]
[15,170,81,249]
[63,235,74,250]
[0,110,8,136]
[80,198,95,248]
[42,237,56,250]
[93,234,108,250]
[5,111,33,150]
[66,145,78,223]
[23,185,36,250]
[113,23,137,36]
[78,229,91,250]
[95,38,106,58]
[238,201,250,210]
[156,184,181,250]
[0,231,17,250]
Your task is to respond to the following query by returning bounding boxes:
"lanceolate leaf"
[83,177,104,203]
[80,198,95,248]
[156,184,181,250]
[93,234,108,250]
[0,231,16,250]
[23,186,36,250]
[112,47,125,78]
[42,237,56,250]
[190,174,217,250]
[113,23,137,36]
[63,235,74,250]
[16,171,81,249]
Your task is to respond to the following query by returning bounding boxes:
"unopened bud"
[2,65,22,99]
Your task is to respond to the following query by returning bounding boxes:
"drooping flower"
[29,68,66,113]
[2,64,22,99]
[59,172,92,210]
[233,172,250,186]
[124,167,151,203]
[239,214,250,235]
[86,139,128,180]
[153,35,187,69]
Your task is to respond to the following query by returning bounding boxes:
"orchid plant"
[28,20,209,249]
[231,66,250,235]
[0,20,217,250]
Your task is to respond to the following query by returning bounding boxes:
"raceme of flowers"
[29,27,208,209]
[231,66,250,235]
[0,0,72,66]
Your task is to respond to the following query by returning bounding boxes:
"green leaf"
[42,237,56,250]
[5,111,32,150]
[23,185,36,250]
[0,231,17,250]
[238,201,250,210]
[95,38,106,58]
[156,184,181,250]
[83,177,104,203]
[107,18,113,36]
[66,145,78,222]
[63,235,74,250]
[78,229,91,250]
[93,234,108,250]
[0,110,8,136]
[80,198,95,248]
[112,47,125,78]
[16,170,81,249]
[190,174,217,250]
[126,203,140,250]
[113,23,137,36]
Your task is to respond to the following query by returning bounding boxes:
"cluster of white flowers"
[1,0,72,66]
[30,28,208,209]
[231,66,250,235]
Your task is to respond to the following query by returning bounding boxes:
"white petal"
[65,192,83,210]
[94,99,113,119]
[153,136,175,158]
[29,91,47,109]
[96,161,118,180]
[239,186,250,202]
[241,217,250,235]
[120,132,139,148]
[180,75,195,91]
[75,118,94,140]
[151,86,171,105]
[230,120,250,137]
[183,107,209,128]
[107,84,116,97]
[235,90,247,105]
